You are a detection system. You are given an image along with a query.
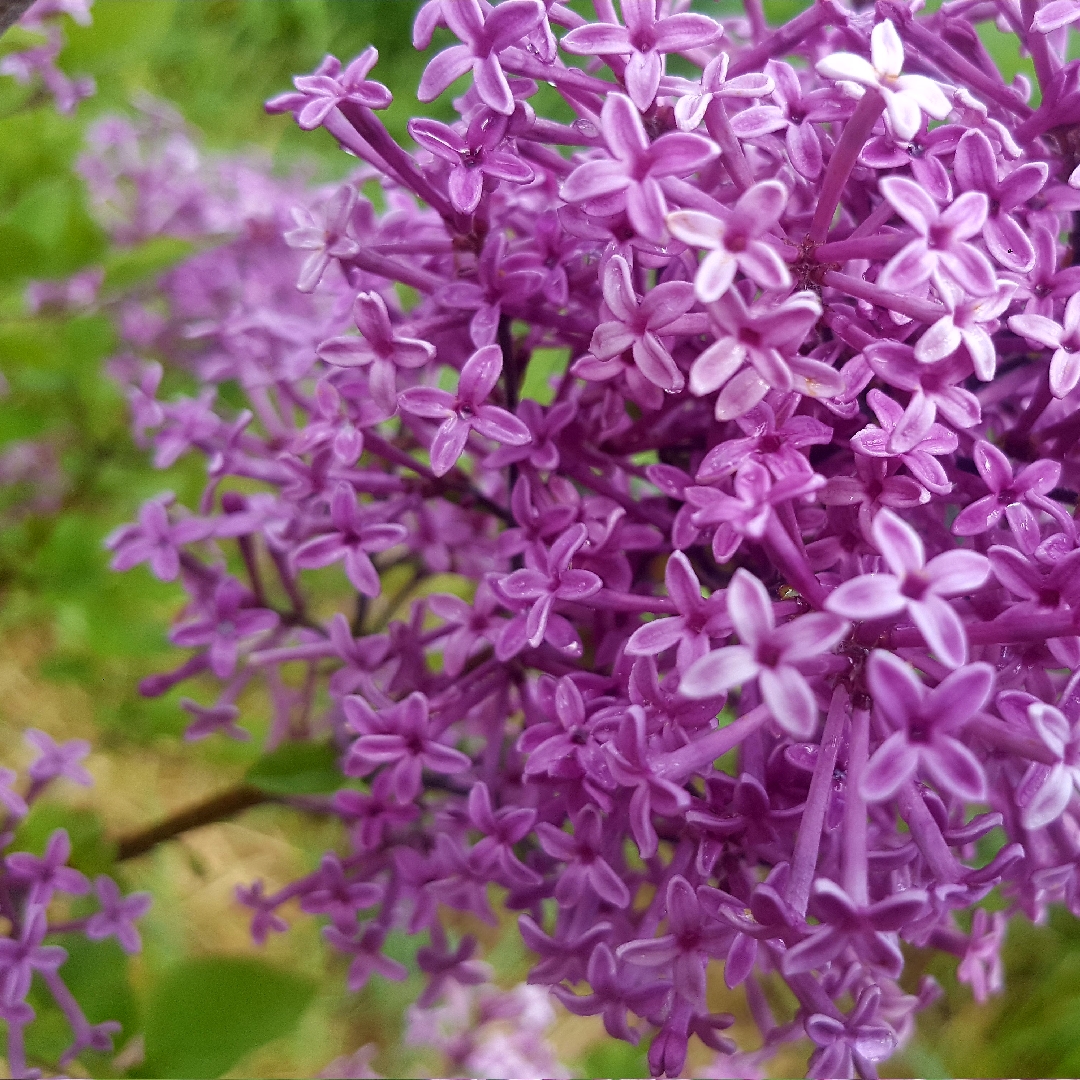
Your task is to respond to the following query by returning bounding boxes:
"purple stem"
[762,512,827,608]
[824,270,946,322]
[787,686,850,917]
[842,706,870,906]
[655,704,770,782]
[897,782,961,883]
[809,89,886,244]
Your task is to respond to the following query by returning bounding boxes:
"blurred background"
[0,1,1077,1077]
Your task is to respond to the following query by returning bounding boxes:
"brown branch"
[114,784,272,861]
[0,0,35,34]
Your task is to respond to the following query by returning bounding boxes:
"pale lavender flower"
[1008,292,1080,398]
[561,92,718,243]
[667,180,792,302]
[825,509,988,667]
[815,20,951,141]
[681,569,849,738]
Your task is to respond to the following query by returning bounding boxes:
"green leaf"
[140,956,316,1079]
[245,740,343,795]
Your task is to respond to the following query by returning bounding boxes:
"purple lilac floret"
[0,732,149,1079]
[79,0,1080,1074]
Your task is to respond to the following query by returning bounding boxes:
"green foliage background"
[0,2,1074,1077]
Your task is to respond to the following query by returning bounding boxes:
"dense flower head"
[78,0,1080,1074]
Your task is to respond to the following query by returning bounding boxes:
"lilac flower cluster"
[0,731,149,1078]
[91,0,1080,1074]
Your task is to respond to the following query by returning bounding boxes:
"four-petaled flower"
[783,879,928,978]
[952,440,1061,537]
[825,508,990,667]
[5,829,89,906]
[815,19,951,141]
[667,180,792,302]
[681,568,849,739]
[343,691,471,803]
[877,176,996,297]
[561,93,718,243]
[317,291,435,413]
[293,482,408,597]
[265,48,391,131]
[1009,293,1080,399]
[1018,701,1080,830]
[589,254,695,393]
[85,876,152,954]
[409,110,533,214]
[418,0,545,116]
[536,804,630,909]
[282,183,362,293]
[625,550,731,670]
[398,344,531,476]
[495,524,602,649]
[859,650,993,802]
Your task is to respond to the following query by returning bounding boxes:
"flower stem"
[809,89,885,244]
[787,685,849,916]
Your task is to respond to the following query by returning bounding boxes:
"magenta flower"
[877,177,996,297]
[912,279,1016,379]
[561,93,718,243]
[105,495,210,582]
[667,181,792,302]
[673,52,773,133]
[24,729,92,787]
[826,509,989,667]
[266,49,391,131]
[617,876,730,1007]
[408,110,533,214]
[293,482,407,597]
[536,804,630,909]
[170,576,279,679]
[783,880,928,978]
[179,698,248,742]
[589,254,696,392]
[688,287,833,420]
[317,291,434,413]
[680,569,849,739]
[417,0,545,116]
[495,524,602,649]
[953,128,1047,273]
[1017,702,1080,830]
[398,345,531,476]
[859,650,992,803]
[952,440,1061,537]
[851,389,958,497]
[625,551,731,670]
[0,908,67,1006]
[804,986,899,1080]
[5,830,89,906]
[300,853,383,923]
[465,782,541,889]
[1008,292,1080,399]
[562,0,722,111]
[85,876,152,954]
[343,691,471,803]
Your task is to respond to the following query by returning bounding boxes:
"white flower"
[815,19,951,141]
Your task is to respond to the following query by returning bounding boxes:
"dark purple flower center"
[900,572,931,601]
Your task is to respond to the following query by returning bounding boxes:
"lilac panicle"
[81,0,1080,1074]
